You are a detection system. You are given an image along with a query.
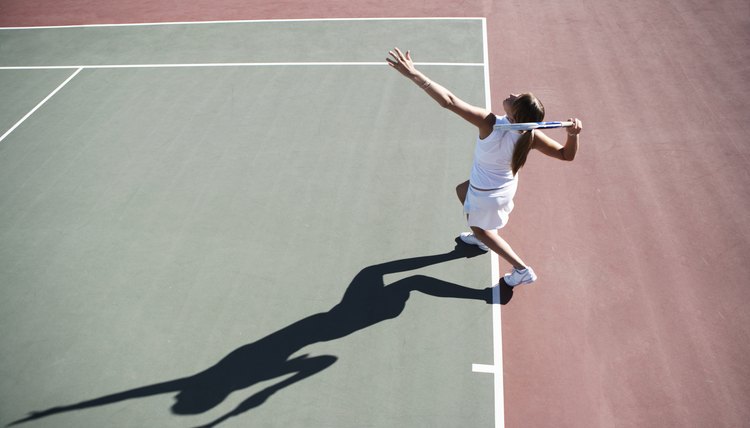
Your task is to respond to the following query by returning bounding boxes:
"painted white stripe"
[0,17,484,30]
[0,67,82,144]
[468,18,505,428]
[472,364,497,374]
[484,17,506,428]
[490,253,505,428]
[0,62,483,71]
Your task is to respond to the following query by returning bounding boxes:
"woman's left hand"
[567,118,583,136]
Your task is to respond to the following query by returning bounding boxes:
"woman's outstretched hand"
[386,47,418,79]
[385,47,493,136]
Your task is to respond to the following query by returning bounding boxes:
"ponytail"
[508,93,545,175]
[511,130,534,176]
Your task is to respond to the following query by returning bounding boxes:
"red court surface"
[3,1,749,427]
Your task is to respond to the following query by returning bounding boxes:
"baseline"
[0,17,484,30]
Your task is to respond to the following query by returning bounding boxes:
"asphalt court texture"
[0,20,499,427]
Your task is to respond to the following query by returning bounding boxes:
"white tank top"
[469,115,520,189]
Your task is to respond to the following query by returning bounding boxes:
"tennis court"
[2,1,750,427]
[1,19,502,428]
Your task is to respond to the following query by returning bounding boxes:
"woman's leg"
[470,226,527,270]
[456,180,469,205]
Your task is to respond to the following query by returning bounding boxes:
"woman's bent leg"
[470,226,526,270]
[456,180,469,205]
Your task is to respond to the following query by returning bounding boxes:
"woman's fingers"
[385,51,403,68]
[567,118,582,134]
[387,48,412,69]
[392,47,413,64]
[388,49,405,64]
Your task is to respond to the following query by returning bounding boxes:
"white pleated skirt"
[463,181,518,230]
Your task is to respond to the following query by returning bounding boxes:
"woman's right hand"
[386,47,418,79]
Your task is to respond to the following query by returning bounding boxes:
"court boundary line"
[0,17,484,30]
[479,16,506,428]
[0,62,483,71]
[0,67,82,144]
[486,14,505,425]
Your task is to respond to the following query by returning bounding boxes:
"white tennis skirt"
[463,181,518,230]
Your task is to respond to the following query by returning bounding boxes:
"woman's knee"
[470,226,488,239]
[470,226,500,242]
[456,180,469,202]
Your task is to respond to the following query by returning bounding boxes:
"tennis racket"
[494,121,574,131]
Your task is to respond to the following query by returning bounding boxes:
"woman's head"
[503,93,545,123]
[504,93,545,175]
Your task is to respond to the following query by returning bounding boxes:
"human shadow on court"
[9,238,509,428]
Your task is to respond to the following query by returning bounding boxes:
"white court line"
[472,364,496,374]
[0,17,484,30]
[0,67,82,144]
[473,17,506,428]
[487,20,507,426]
[0,62,483,71]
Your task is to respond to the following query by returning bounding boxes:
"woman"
[386,47,582,287]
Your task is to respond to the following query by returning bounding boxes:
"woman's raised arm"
[387,47,495,138]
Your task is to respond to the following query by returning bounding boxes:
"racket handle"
[561,121,575,127]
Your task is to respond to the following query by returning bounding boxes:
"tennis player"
[387,48,582,287]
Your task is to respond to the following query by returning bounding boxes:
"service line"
[0,62,483,71]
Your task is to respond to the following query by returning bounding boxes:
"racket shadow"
[8,239,494,428]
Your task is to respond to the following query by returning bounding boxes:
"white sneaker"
[503,266,537,287]
[459,232,489,251]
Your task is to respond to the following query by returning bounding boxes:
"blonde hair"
[511,93,545,175]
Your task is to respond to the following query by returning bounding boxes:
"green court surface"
[0,19,499,427]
